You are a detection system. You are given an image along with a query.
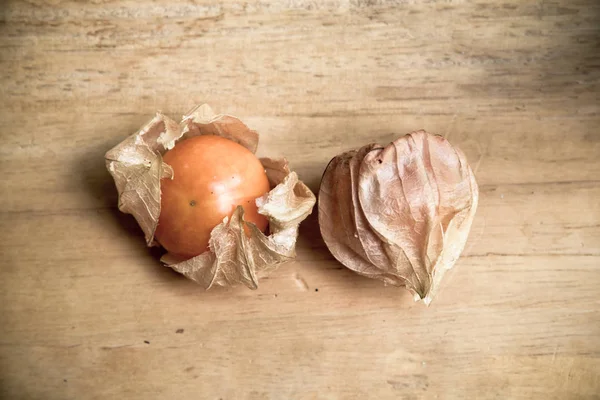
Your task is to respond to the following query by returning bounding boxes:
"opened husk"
[318,130,478,304]
[105,104,316,289]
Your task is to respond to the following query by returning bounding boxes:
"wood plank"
[1,0,599,399]
[1,255,598,399]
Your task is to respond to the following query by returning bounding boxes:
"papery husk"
[105,104,316,289]
[318,130,478,304]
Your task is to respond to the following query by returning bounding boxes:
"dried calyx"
[318,130,478,304]
[105,104,316,289]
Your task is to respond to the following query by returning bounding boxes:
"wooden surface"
[1,1,599,399]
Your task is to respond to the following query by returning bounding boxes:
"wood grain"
[1,0,599,399]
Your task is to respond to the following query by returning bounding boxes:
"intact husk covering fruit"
[105,104,316,289]
[318,130,478,304]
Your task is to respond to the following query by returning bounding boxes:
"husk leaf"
[318,130,478,304]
